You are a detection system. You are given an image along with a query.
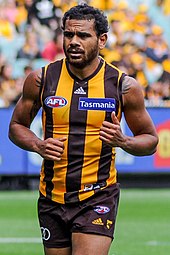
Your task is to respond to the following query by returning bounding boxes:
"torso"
[39,57,126,204]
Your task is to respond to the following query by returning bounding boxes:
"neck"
[68,57,101,80]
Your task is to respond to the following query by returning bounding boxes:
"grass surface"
[0,189,169,255]
[110,189,170,255]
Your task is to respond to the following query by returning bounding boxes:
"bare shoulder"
[122,75,142,94]
[122,75,145,110]
[11,68,43,125]
[121,76,158,140]
[22,68,43,100]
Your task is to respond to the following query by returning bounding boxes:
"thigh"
[44,247,71,255]
[71,183,120,240]
[72,233,112,255]
[38,193,72,249]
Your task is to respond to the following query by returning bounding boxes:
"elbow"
[154,134,159,152]
[149,147,157,156]
[8,131,13,143]
[8,123,15,144]
[147,135,159,156]
[8,128,13,143]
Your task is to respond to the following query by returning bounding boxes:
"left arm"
[99,76,159,156]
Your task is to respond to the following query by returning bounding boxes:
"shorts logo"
[106,220,113,229]
[94,206,110,214]
[40,227,51,241]
[92,218,104,225]
[44,96,67,108]
[78,98,116,112]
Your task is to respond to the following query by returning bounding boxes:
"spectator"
[129,52,148,88]
[12,64,34,104]
[0,50,6,69]
[24,65,33,76]
[156,0,170,15]
[22,0,34,26]
[145,82,165,107]
[15,1,29,33]
[16,30,42,59]
[3,0,18,24]
[41,27,64,61]
[0,63,20,107]
[89,0,115,11]
[53,0,77,15]
[107,15,124,48]
[143,26,169,84]
[27,0,58,30]
[144,25,170,64]
[0,2,17,40]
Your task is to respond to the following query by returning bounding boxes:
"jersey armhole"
[118,73,127,113]
[39,65,47,106]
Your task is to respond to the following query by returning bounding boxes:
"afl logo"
[44,96,67,108]
[94,206,110,214]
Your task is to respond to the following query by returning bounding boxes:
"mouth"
[67,49,84,58]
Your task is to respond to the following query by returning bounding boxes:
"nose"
[69,34,80,46]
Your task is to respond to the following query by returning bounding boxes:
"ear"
[98,33,108,50]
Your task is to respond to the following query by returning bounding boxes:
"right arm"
[99,76,158,156]
[8,69,66,161]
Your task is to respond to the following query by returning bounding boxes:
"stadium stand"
[0,0,170,107]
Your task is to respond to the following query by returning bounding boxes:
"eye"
[64,31,74,38]
[78,32,91,39]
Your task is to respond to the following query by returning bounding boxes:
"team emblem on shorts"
[94,206,110,214]
[106,220,113,229]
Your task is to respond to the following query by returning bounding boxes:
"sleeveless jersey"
[39,57,126,204]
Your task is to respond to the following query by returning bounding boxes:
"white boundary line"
[0,237,41,243]
[1,238,170,246]
[146,240,170,246]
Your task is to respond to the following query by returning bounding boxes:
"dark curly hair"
[62,4,109,37]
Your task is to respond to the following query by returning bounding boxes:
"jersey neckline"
[65,57,104,82]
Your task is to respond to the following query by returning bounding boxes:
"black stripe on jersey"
[97,63,120,184]
[65,80,88,202]
[42,61,63,199]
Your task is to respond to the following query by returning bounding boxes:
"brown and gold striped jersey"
[39,57,126,204]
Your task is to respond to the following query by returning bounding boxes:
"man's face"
[63,19,99,68]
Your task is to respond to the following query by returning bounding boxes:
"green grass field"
[0,189,169,255]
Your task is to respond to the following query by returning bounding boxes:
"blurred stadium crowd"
[0,0,170,108]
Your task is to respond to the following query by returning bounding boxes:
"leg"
[70,184,120,255]
[38,194,72,255]
[44,247,71,255]
[72,233,112,255]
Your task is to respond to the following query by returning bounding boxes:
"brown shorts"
[38,183,120,248]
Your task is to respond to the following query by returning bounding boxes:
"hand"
[99,112,125,147]
[36,137,67,161]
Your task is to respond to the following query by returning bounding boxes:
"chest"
[42,63,121,128]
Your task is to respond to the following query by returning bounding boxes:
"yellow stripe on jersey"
[106,151,117,186]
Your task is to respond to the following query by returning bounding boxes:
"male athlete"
[9,4,158,255]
